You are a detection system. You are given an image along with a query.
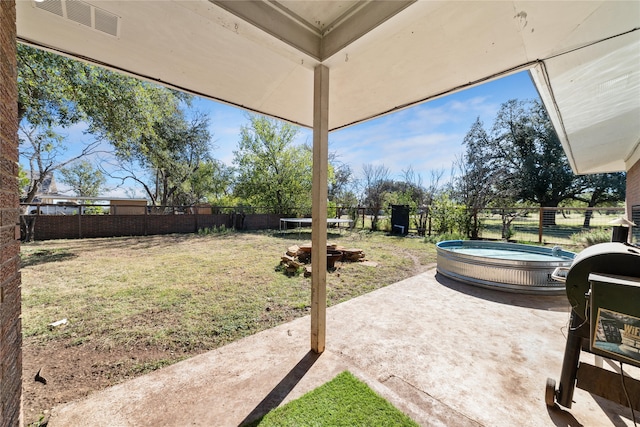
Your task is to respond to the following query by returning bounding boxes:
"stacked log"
[281,256,303,275]
[297,244,312,263]
[279,242,366,275]
[342,248,366,262]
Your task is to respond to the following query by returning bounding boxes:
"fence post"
[538,208,544,244]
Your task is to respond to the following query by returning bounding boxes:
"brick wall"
[0,1,22,425]
[25,213,283,241]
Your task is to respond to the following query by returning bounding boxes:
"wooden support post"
[311,64,329,354]
[538,208,544,243]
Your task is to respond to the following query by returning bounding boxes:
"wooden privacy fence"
[19,204,638,244]
[20,204,283,241]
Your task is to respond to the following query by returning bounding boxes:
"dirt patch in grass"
[20,231,436,425]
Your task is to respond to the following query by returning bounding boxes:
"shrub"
[570,228,611,247]
[503,225,515,240]
[424,232,467,244]
[197,225,230,235]
[430,194,467,236]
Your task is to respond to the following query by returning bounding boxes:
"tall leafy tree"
[17,44,183,149]
[575,173,626,226]
[492,100,587,225]
[18,164,30,199]
[181,159,235,206]
[108,110,219,206]
[454,118,508,237]
[232,116,312,214]
[397,165,438,234]
[19,123,103,206]
[328,160,358,219]
[360,164,392,231]
[457,99,625,229]
[59,160,106,197]
[17,44,185,204]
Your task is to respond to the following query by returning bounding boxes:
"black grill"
[565,242,640,321]
[546,242,640,412]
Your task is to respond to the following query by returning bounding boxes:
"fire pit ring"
[327,250,343,269]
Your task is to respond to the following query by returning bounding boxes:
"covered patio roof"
[16,0,640,352]
[16,0,640,174]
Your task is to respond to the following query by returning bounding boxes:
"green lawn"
[246,371,418,427]
[21,230,436,353]
[21,230,436,425]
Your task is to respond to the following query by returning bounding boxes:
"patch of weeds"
[130,358,182,375]
[423,232,466,243]
[69,336,90,346]
[210,312,255,339]
[275,263,303,277]
[293,301,309,311]
[198,225,232,236]
[570,228,611,248]
[27,414,48,427]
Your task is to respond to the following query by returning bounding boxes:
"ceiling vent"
[34,0,120,38]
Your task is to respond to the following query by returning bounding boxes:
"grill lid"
[566,242,640,320]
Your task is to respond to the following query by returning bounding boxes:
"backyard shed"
[110,199,148,215]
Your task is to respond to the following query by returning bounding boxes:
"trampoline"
[279,218,353,232]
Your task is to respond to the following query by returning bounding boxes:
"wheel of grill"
[545,378,556,407]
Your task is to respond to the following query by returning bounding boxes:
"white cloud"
[102,186,146,199]
[22,71,537,199]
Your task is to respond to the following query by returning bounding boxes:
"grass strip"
[246,371,418,427]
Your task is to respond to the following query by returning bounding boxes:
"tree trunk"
[583,210,593,228]
[501,210,511,239]
[470,212,479,239]
[371,212,379,231]
[21,216,36,242]
[542,207,557,226]
[582,192,600,228]
[369,204,381,231]
[23,176,44,209]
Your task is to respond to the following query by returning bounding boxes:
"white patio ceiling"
[16,0,640,174]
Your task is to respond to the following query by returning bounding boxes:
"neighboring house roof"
[15,1,640,174]
[26,171,59,197]
[37,172,58,195]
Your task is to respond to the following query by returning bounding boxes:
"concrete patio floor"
[49,268,639,426]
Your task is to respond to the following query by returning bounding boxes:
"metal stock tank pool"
[436,240,576,294]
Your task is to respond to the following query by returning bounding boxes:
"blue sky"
[23,70,540,198]
[195,69,539,188]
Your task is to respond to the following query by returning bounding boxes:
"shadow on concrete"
[592,394,639,427]
[238,350,321,426]
[546,403,584,427]
[435,272,570,312]
[552,393,639,427]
